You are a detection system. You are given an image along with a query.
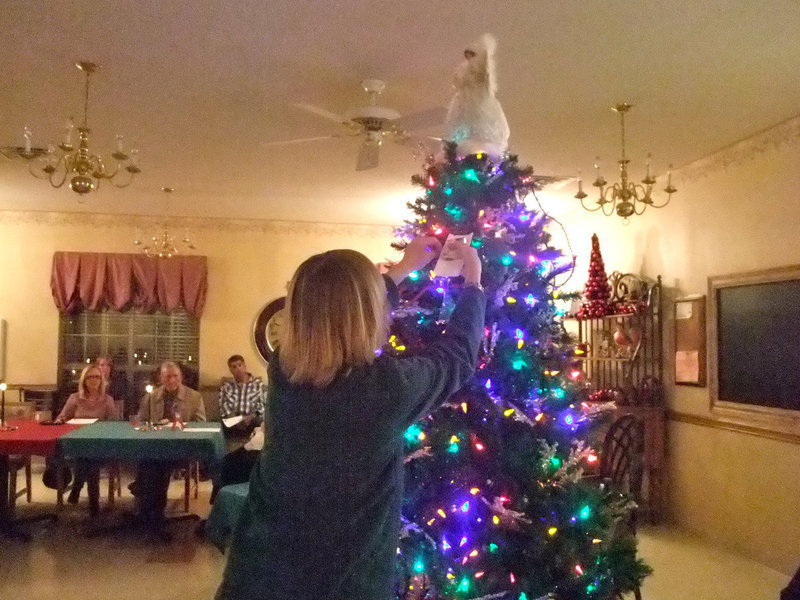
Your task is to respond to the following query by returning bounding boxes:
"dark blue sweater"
[216,285,485,600]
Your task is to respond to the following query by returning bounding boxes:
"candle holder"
[0,382,19,432]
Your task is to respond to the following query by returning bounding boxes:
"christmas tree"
[389,144,650,600]
[576,234,613,320]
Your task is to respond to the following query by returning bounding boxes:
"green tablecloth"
[205,482,249,551]
[58,421,226,467]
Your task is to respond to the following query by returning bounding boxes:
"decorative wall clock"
[253,297,286,363]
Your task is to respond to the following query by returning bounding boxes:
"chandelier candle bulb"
[62,118,74,148]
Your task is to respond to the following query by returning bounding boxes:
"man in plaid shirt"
[219,355,267,437]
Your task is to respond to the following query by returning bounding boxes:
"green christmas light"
[457,578,470,593]
[488,543,499,553]
[408,270,420,281]
[579,505,591,520]
[587,583,597,592]
[501,255,513,266]
[550,456,561,469]
[519,594,529,600]
[414,560,425,573]
[512,358,526,370]
[444,187,453,196]
[445,203,464,221]
[448,442,459,453]
[470,238,483,248]
[404,424,423,443]
[463,168,480,182]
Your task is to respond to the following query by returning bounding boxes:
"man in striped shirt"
[219,355,267,436]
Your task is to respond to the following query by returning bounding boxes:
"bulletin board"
[674,296,706,386]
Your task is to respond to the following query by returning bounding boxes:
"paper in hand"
[432,234,473,277]
[222,415,244,428]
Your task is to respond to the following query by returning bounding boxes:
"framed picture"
[673,296,706,386]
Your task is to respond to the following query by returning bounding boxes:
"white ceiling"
[1,1,799,225]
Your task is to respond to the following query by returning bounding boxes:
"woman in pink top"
[55,365,117,514]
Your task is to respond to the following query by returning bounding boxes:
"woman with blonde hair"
[55,364,117,514]
[216,237,485,600]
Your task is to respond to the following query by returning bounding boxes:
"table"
[205,482,249,551]
[0,420,81,538]
[58,421,226,467]
[59,421,226,534]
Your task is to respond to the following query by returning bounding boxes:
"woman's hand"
[386,236,442,285]
[451,242,482,285]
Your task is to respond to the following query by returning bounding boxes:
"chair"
[8,456,33,512]
[181,461,200,512]
[599,414,645,600]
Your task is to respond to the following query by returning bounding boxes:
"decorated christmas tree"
[386,35,650,600]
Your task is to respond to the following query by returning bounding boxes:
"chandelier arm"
[600,199,617,217]
[579,196,605,213]
[47,154,70,188]
[106,167,135,189]
[27,157,53,180]
[647,193,673,209]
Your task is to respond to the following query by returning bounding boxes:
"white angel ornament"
[443,33,510,158]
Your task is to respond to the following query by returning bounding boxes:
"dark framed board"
[708,265,800,434]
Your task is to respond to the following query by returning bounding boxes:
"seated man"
[210,355,268,503]
[219,354,267,438]
[136,361,205,538]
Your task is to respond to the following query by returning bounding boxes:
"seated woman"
[96,355,128,420]
[55,364,118,515]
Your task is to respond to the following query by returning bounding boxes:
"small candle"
[116,134,124,153]
[645,154,652,179]
[63,118,74,146]
[24,127,32,153]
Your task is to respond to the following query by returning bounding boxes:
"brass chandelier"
[134,187,197,258]
[575,103,676,220]
[1,61,140,196]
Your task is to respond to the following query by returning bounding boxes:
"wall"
[0,212,393,388]
[538,116,800,574]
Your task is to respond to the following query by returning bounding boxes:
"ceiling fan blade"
[292,103,350,125]
[261,135,339,147]
[394,106,447,132]
[356,141,380,171]
[533,175,576,189]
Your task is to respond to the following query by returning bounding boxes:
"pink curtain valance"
[51,252,208,317]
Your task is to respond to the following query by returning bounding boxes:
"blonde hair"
[279,250,389,387]
[78,365,107,399]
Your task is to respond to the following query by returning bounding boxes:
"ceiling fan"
[265,79,445,171]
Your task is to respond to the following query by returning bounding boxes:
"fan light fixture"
[0,61,140,197]
[575,103,676,221]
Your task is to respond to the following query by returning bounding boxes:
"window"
[58,308,200,410]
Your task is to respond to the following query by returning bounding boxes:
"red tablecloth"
[0,420,81,456]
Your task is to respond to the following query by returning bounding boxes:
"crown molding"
[0,209,392,239]
[678,114,800,184]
